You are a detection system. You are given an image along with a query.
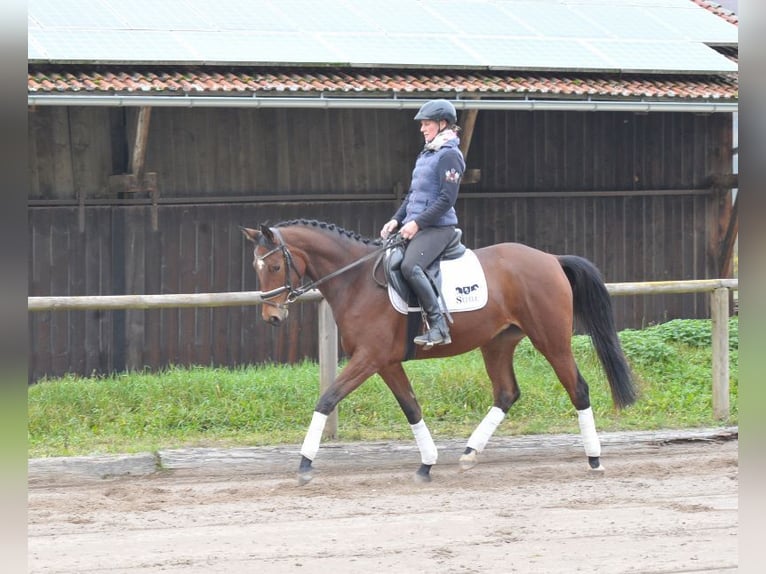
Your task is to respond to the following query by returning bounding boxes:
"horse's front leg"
[297,355,376,486]
[378,363,437,483]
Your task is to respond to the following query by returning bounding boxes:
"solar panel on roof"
[321,33,483,67]
[27,0,738,74]
[190,0,294,32]
[358,0,450,35]
[646,4,739,43]
[562,0,689,7]
[498,1,610,38]
[107,0,213,32]
[426,2,535,36]
[571,4,737,44]
[269,0,379,33]
[30,30,199,63]
[591,39,737,73]
[27,35,46,60]
[465,37,609,70]
[570,5,676,40]
[30,0,126,29]
[182,31,345,65]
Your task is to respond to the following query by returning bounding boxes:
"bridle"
[255,228,304,309]
[255,228,406,309]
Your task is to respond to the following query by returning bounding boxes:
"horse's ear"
[259,224,275,243]
[240,226,260,243]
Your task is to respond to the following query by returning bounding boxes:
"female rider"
[380,99,465,348]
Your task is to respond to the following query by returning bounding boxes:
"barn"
[28,0,738,381]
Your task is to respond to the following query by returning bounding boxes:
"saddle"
[383,228,467,310]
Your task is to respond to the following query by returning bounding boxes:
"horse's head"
[241,224,305,326]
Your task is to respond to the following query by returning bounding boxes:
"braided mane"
[274,219,384,246]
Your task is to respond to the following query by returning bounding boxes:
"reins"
[259,231,406,307]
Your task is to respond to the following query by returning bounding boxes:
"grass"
[27,318,738,458]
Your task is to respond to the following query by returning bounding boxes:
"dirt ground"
[28,428,738,574]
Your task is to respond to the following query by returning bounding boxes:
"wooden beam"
[458,106,481,184]
[459,108,479,160]
[131,106,152,181]
[719,191,739,278]
[707,173,738,189]
[711,287,730,420]
[318,300,339,440]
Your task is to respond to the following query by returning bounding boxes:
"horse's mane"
[274,219,384,247]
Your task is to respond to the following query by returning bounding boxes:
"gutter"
[27,94,738,113]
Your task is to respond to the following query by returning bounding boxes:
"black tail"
[558,255,637,409]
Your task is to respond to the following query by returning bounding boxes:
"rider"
[380,99,466,348]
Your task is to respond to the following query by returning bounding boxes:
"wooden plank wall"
[137,107,416,197]
[27,106,733,380]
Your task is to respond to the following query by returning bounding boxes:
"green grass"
[28,318,738,458]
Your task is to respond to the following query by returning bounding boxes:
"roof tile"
[27,66,738,101]
[693,0,738,25]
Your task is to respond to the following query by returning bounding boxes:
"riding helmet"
[414,99,457,125]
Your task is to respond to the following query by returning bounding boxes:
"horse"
[241,219,636,486]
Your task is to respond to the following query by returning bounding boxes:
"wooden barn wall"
[28,106,732,381]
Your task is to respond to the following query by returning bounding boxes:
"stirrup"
[414,329,452,349]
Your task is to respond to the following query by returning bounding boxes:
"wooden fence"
[28,279,738,437]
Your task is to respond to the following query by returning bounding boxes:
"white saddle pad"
[388,249,488,315]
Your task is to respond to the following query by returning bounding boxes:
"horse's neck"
[292,231,370,284]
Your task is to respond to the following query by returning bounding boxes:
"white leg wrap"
[466,406,506,452]
[577,407,601,457]
[411,419,438,465]
[300,412,328,461]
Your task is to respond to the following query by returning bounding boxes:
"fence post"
[318,299,339,439]
[710,287,730,420]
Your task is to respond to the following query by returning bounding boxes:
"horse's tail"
[558,255,637,409]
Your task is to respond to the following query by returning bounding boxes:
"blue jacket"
[393,137,465,228]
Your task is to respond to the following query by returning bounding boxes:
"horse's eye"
[269,264,281,272]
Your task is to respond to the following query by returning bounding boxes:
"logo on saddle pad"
[388,250,488,315]
[455,283,481,304]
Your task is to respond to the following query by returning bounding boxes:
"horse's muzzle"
[264,307,289,326]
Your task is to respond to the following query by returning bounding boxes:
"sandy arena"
[28,428,738,573]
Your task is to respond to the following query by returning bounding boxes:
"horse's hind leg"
[537,342,605,473]
[460,329,524,471]
[378,363,437,483]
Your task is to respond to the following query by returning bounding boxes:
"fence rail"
[28,279,738,436]
[26,290,324,311]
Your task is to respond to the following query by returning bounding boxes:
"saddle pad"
[388,249,488,315]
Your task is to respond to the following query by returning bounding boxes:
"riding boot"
[408,265,451,348]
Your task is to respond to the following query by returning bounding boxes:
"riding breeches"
[400,225,456,280]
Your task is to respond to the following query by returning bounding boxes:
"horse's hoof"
[414,463,433,483]
[588,456,605,474]
[459,451,478,471]
[414,471,432,484]
[297,455,314,486]
[297,471,313,486]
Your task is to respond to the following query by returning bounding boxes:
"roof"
[27,66,738,101]
[692,0,738,25]
[28,0,738,109]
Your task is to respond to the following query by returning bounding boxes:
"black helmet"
[414,99,457,125]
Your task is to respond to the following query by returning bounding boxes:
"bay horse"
[241,219,636,486]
